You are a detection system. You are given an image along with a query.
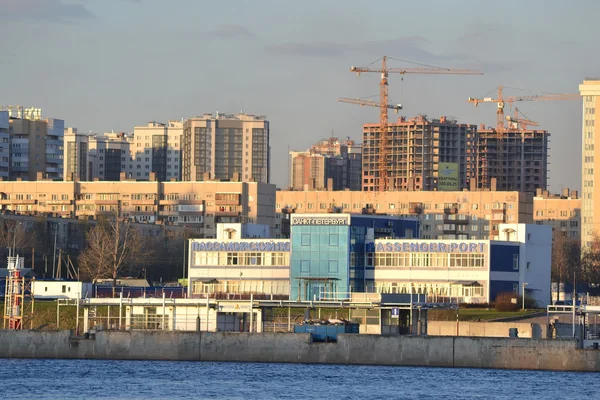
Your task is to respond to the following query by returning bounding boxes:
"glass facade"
[290,225,349,301]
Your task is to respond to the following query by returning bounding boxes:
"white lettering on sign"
[291,216,350,226]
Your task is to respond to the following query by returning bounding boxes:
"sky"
[0,0,597,192]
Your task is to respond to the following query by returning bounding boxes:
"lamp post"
[522,282,528,311]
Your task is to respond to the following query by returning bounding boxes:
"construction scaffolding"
[3,255,35,330]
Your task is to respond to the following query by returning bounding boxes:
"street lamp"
[522,282,528,310]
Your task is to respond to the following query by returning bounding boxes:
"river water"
[1,359,596,399]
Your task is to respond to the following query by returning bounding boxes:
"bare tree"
[78,215,150,296]
[551,230,580,302]
[582,234,600,286]
[0,217,38,259]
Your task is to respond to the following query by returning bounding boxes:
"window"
[62,285,66,293]
[526,262,531,270]
[329,234,339,246]
[301,234,311,246]
[301,260,310,273]
[328,260,338,273]
[513,254,519,270]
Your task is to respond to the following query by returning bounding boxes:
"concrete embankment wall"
[428,321,546,339]
[1,330,600,372]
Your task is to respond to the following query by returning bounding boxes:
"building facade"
[362,115,476,192]
[289,137,362,191]
[369,223,552,307]
[470,128,549,192]
[580,79,600,247]
[131,121,183,181]
[186,219,551,307]
[533,188,580,240]
[63,128,89,181]
[276,189,534,241]
[0,180,278,238]
[182,113,269,183]
[1,107,65,181]
[88,133,132,181]
[290,214,419,300]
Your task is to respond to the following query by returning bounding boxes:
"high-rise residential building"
[580,79,600,247]
[182,112,269,183]
[469,126,549,192]
[131,121,183,181]
[63,128,89,181]
[289,137,362,191]
[362,115,476,192]
[0,111,9,179]
[1,106,65,181]
[88,132,132,181]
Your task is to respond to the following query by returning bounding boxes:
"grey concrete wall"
[1,330,600,371]
[428,321,546,339]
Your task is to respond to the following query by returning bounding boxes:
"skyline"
[1,0,597,191]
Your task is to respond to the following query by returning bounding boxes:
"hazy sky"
[1,0,597,191]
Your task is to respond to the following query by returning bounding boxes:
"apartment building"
[88,132,132,181]
[362,115,476,192]
[276,189,533,240]
[0,111,9,179]
[470,127,549,192]
[1,106,65,181]
[533,188,580,240]
[289,137,362,191]
[131,121,183,181]
[0,180,277,239]
[580,79,600,247]
[63,128,89,181]
[182,112,269,183]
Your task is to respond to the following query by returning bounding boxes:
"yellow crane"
[342,56,482,191]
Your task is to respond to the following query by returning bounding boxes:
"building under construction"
[469,126,549,192]
[362,115,476,192]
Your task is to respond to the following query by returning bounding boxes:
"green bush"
[495,292,519,312]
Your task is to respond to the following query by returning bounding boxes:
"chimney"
[327,178,334,191]
[120,172,127,181]
[490,178,497,191]
[232,172,240,182]
[470,179,477,191]
[36,172,44,180]
[571,190,578,199]
[562,187,569,198]
[535,188,543,197]
[149,172,156,182]
[203,172,211,181]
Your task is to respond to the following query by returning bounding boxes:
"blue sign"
[191,241,291,252]
[391,308,400,318]
[367,241,485,253]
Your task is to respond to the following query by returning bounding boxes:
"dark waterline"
[1,359,597,400]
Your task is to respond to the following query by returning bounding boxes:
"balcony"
[95,200,119,206]
[444,207,458,215]
[131,199,156,206]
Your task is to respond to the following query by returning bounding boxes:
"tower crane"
[506,107,538,131]
[342,56,483,192]
[468,85,580,189]
[468,85,580,133]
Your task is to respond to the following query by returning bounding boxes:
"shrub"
[495,292,519,312]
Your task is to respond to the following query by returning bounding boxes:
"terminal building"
[187,216,552,307]
[368,224,551,306]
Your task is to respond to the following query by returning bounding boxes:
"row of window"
[193,252,290,266]
[279,202,514,211]
[370,253,486,268]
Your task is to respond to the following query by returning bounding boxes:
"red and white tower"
[3,255,32,330]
